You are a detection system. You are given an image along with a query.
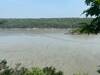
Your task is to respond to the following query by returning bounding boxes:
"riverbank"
[0,18,91,28]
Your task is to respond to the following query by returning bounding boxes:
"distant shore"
[0,18,92,28]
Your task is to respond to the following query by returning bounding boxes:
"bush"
[0,60,63,75]
[43,66,63,75]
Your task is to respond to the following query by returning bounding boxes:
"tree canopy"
[84,0,100,17]
[82,0,100,34]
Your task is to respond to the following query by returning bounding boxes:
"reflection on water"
[0,29,100,75]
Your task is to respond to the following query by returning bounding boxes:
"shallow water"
[0,28,100,75]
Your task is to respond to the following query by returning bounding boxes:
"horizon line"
[0,17,90,19]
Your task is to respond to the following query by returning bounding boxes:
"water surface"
[0,29,100,75]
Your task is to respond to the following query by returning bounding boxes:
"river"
[0,28,100,75]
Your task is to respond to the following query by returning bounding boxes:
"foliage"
[0,60,63,75]
[97,65,100,74]
[0,18,91,28]
[43,67,63,75]
[79,0,100,34]
[25,67,45,75]
[83,0,100,17]
[74,22,96,34]
[0,20,7,25]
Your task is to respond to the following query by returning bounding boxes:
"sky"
[0,0,87,18]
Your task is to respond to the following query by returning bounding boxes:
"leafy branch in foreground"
[73,22,95,34]
[76,0,100,34]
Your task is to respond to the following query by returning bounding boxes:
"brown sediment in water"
[0,28,100,75]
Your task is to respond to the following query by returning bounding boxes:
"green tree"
[83,0,100,34]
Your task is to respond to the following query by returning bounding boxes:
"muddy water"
[0,28,100,75]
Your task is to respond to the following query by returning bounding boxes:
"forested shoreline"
[0,18,92,28]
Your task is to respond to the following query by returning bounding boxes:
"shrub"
[0,60,63,75]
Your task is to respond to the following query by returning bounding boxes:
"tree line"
[0,18,91,28]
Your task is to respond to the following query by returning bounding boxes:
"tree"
[84,0,100,17]
[81,0,100,34]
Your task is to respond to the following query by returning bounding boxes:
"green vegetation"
[0,59,63,75]
[78,0,100,34]
[0,18,91,28]
[0,59,100,75]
